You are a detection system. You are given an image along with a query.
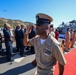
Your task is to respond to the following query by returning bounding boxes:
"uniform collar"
[38,36,51,46]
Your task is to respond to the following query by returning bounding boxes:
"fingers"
[29,25,33,29]
[25,25,33,35]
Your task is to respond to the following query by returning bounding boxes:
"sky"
[0,0,76,27]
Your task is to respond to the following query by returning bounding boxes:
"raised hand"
[25,25,33,35]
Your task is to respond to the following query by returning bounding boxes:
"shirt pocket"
[43,48,52,62]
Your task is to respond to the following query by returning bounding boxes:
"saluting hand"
[25,25,33,35]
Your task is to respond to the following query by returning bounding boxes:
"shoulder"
[49,35,60,46]
[19,29,22,31]
[30,35,39,42]
[49,36,63,53]
[5,30,9,33]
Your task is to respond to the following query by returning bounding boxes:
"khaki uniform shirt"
[49,31,55,37]
[65,31,71,41]
[29,35,66,75]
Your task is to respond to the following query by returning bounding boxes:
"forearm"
[23,34,29,46]
[58,63,64,75]
[23,25,33,46]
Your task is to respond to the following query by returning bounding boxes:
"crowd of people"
[65,28,76,52]
[0,23,36,61]
[0,13,76,75]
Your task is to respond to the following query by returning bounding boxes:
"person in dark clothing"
[19,25,26,57]
[3,23,7,35]
[14,25,21,52]
[2,23,7,52]
[55,29,59,40]
[4,23,13,61]
[29,27,36,54]
[0,33,2,52]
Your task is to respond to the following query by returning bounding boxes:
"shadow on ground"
[0,47,34,64]
[1,63,35,75]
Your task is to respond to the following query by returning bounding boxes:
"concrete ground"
[0,50,36,75]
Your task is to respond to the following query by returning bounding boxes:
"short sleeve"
[53,44,66,65]
[28,37,35,46]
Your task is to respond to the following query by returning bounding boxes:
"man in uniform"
[49,24,55,38]
[23,13,66,75]
[65,27,71,52]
